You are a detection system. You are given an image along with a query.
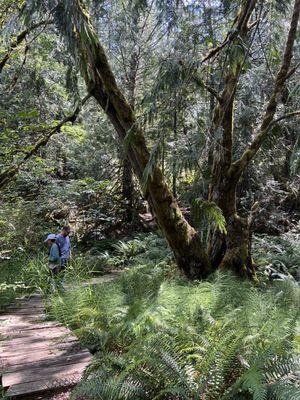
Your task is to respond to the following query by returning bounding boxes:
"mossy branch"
[0,18,53,74]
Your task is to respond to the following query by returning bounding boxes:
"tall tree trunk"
[121,65,138,224]
[121,153,136,223]
[61,0,211,279]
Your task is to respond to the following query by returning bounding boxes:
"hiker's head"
[61,226,71,237]
[45,234,57,246]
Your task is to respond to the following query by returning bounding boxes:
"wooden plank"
[1,309,46,317]
[6,299,44,308]
[0,320,63,331]
[2,302,45,315]
[1,347,83,369]
[5,371,82,397]
[0,339,79,356]
[17,293,42,298]
[1,324,70,337]
[0,323,64,337]
[0,326,69,340]
[1,333,77,348]
[3,308,45,316]
[2,350,91,373]
[0,330,75,346]
[2,360,90,387]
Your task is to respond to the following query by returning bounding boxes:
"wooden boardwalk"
[0,294,92,398]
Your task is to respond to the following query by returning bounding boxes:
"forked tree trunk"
[207,2,256,270]
[208,54,252,270]
[223,0,300,275]
[208,0,299,276]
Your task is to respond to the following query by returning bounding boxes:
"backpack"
[55,241,62,257]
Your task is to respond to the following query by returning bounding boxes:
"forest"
[0,0,300,399]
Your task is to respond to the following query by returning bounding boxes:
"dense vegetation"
[0,0,299,399]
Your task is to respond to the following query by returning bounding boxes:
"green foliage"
[43,235,300,400]
[0,198,52,254]
[68,267,299,399]
[0,257,25,309]
[193,199,227,234]
[192,199,227,245]
[20,254,50,295]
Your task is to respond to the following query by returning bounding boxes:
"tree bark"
[120,4,140,224]
[172,106,178,199]
[208,0,257,269]
[121,2,140,225]
[121,153,136,223]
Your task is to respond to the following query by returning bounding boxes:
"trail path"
[0,272,121,399]
[0,293,91,399]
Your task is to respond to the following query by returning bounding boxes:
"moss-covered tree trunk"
[64,0,211,279]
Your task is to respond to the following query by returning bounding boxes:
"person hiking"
[45,234,61,276]
[56,226,71,272]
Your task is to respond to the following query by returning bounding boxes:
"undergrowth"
[0,247,108,309]
[0,257,25,310]
[254,228,300,279]
[46,233,300,400]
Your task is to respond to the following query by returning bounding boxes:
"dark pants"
[60,258,68,272]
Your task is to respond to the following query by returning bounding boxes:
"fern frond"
[193,199,227,234]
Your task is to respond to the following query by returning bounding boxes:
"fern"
[71,374,146,400]
[193,198,227,234]
[223,352,300,400]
